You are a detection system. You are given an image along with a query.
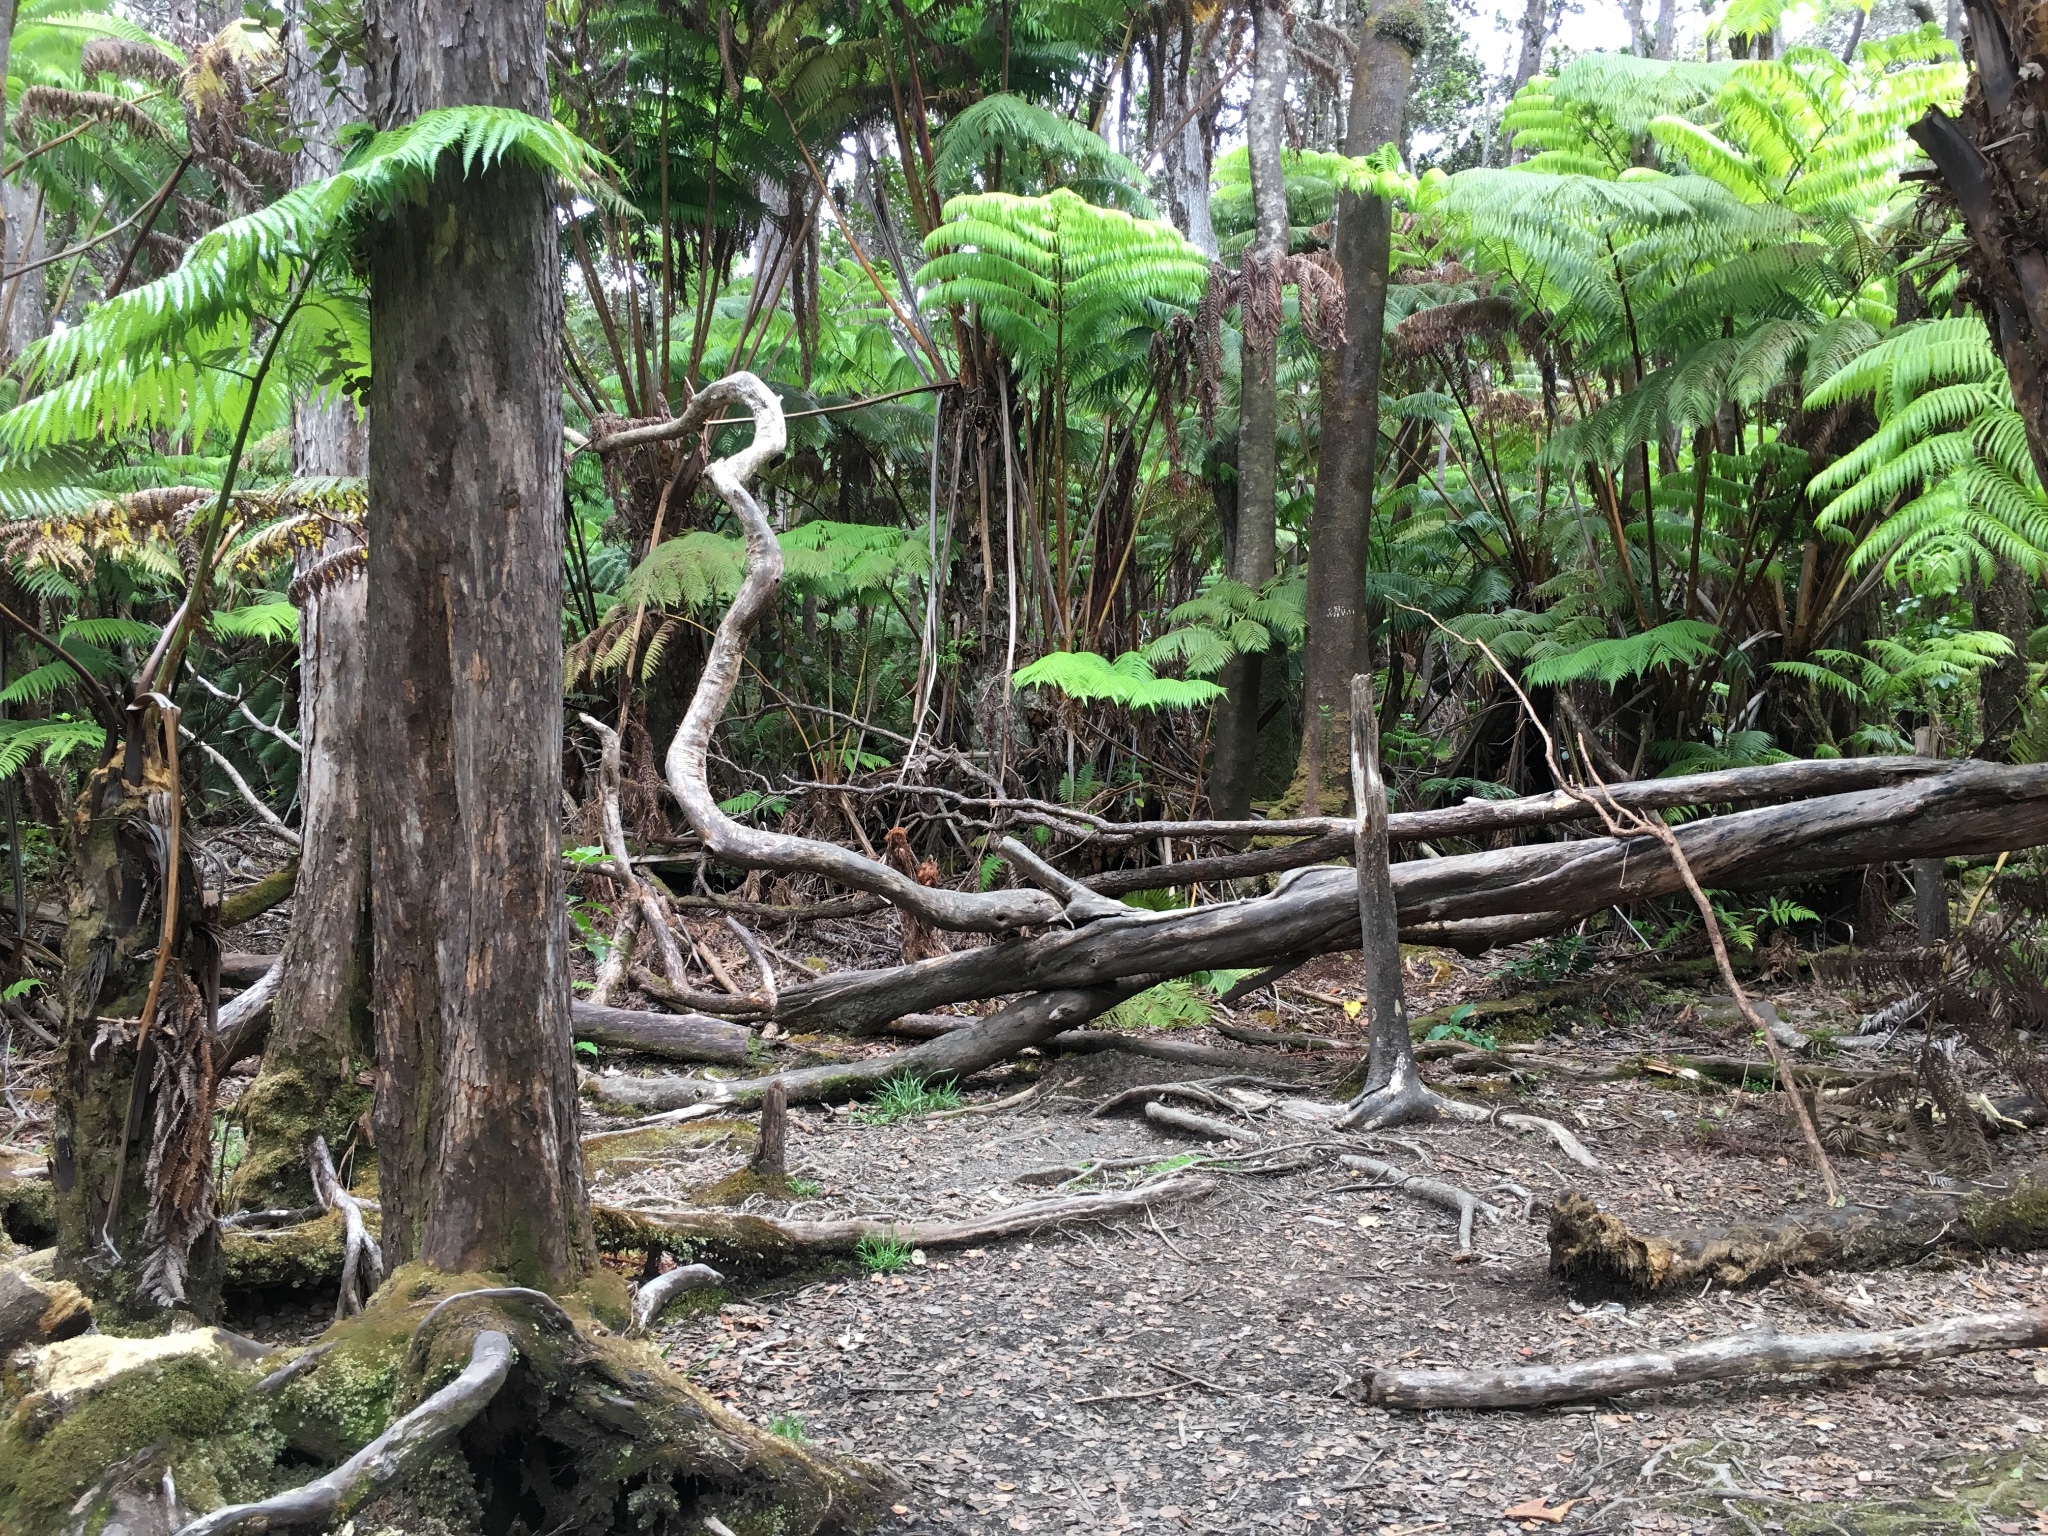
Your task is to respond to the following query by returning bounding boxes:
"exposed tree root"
[1368,1307,2048,1409]
[174,1327,515,1535]
[593,1173,1214,1275]
[1143,1100,1263,1144]
[631,1262,724,1334]
[1549,1160,2048,1297]
[1337,1153,1503,1255]
[307,1135,381,1320]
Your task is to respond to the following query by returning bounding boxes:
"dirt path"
[594,958,2048,1536]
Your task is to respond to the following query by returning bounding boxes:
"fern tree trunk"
[1208,0,1289,821]
[228,19,374,1211]
[363,0,590,1283]
[1288,0,1422,817]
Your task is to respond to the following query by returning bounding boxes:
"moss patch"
[228,1065,372,1210]
[0,1157,55,1249]
[583,1118,756,1179]
[0,1350,281,1532]
[222,1209,350,1294]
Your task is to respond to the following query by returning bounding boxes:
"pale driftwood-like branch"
[661,372,1061,934]
[587,897,640,1006]
[214,962,282,1067]
[999,835,1131,921]
[579,712,691,987]
[174,1329,513,1536]
[1369,1308,2048,1409]
[722,914,779,1013]
[597,1173,1215,1267]
[181,725,300,848]
[1339,1153,1503,1255]
[1144,1100,1263,1144]
[308,1135,381,1320]
[631,1262,725,1334]
[586,982,1147,1112]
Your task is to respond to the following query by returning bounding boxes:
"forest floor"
[586,943,2048,1536]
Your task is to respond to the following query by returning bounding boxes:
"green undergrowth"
[1703,1446,2048,1535]
[853,1073,960,1124]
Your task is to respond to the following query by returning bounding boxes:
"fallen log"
[1368,1307,2048,1409]
[593,1173,1214,1271]
[571,1000,755,1064]
[0,1268,92,1355]
[1046,1029,1295,1069]
[585,983,1145,1112]
[762,763,2048,1033]
[1549,1162,2048,1297]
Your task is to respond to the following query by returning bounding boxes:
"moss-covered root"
[1550,1159,2048,1298]
[281,1267,892,1536]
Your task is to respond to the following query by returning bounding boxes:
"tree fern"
[1012,650,1225,711]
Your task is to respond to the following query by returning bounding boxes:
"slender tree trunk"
[1208,0,1289,821]
[229,13,375,1211]
[363,0,590,1284]
[1975,560,2038,760]
[1159,14,1221,258]
[1289,0,1421,816]
[1652,0,1678,58]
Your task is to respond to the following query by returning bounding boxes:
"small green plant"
[1425,1005,1496,1051]
[770,1413,808,1442]
[1143,1152,1201,1175]
[1763,896,1819,929]
[787,1177,822,1196]
[2,977,42,1001]
[574,1040,600,1061]
[853,1073,963,1124]
[855,1231,914,1273]
[1106,977,1213,1031]
[1492,932,1592,983]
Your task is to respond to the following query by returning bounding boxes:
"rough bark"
[1292,0,1419,815]
[1910,3,2048,483]
[1975,559,2037,759]
[571,1000,754,1064]
[1208,0,1290,822]
[229,17,373,1211]
[1549,1161,2048,1297]
[363,0,590,1283]
[1348,672,1412,1098]
[1158,12,1222,258]
[1371,1309,2048,1410]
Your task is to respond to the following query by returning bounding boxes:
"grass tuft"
[855,1231,914,1274]
[853,1073,962,1124]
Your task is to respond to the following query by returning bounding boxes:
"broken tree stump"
[750,1079,788,1178]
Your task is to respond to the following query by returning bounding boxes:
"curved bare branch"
[660,372,1061,933]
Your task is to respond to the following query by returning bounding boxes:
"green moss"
[583,1119,756,1180]
[0,1353,282,1532]
[228,1065,373,1210]
[221,1209,350,1293]
[695,1166,799,1206]
[0,1158,55,1248]
[1966,1177,2048,1250]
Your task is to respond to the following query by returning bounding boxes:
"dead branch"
[1338,1152,1503,1254]
[579,713,692,987]
[587,897,640,1006]
[173,1328,514,1536]
[308,1135,381,1320]
[586,982,1150,1112]
[755,762,2048,1034]
[629,963,769,1017]
[1144,1100,1263,1144]
[1368,1308,2048,1409]
[1214,1019,1346,1051]
[1549,1162,2048,1296]
[572,1000,754,1064]
[631,1262,724,1334]
[660,372,1062,933]
[594,1173,1215,1268]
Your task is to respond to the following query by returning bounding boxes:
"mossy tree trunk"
[362,0,591,1284]
[228,20,374,1211]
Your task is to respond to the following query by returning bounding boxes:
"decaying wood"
[750,1079,788,1177]
[594,1173,1214,1269]
[0,1267,92,1355]
[1047,1030,1287,1068]
[1369,1307,2048,1409]
[173,1328,514,1536]
[1339,1153,1504,1254]
[629,963,770,1017]
[1549,1163,2048,1296]
[308,1134,381,1320]
[1214,1019,1345,1051]
[658,373,1061,934]
[218,861,298,928]
[631,1261,724,1334]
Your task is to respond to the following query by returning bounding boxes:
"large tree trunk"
[229,15,374,1211]
[1289,0,1421,816]
[1975,559,2037,760]
[1910,1,2048,488]
[363,0,590,1284]
[1208,0,1289,821]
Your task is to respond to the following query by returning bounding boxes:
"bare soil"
[589,946,2048,1536]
